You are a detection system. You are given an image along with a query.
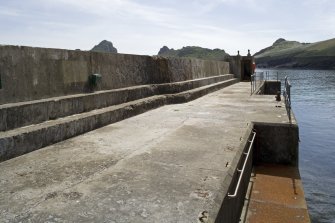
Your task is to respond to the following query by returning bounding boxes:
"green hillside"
[254,38,335,69]
[157,46,229,60]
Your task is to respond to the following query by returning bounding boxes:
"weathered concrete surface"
[254,123,299,166]
[0,45,229,104]
[244,164,310,223]
[0,82,296,222]
[0,85,156,131]
[0,74,233,131]
[0,78,237,162]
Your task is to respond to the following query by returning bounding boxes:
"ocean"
[259,69,335,223]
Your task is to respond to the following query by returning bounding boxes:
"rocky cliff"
[91,40,118,53]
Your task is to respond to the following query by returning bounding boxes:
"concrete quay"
[0,82,304,222]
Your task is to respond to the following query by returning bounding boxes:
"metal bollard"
[275,91,281,101]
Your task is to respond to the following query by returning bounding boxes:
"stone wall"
[229,56,242,80]
[0,45,229,105]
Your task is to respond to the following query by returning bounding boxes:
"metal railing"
[250,71,265,95]
[265,71,270,80]
[283,76,292,122]
[228,131,256,198]
[251,74,255,94]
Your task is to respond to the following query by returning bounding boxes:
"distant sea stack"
[158,46,229,61]
[91,40,117,53]
[158,46,170,55]
[254,37,335,70]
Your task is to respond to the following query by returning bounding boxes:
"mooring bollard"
[276,91,281,101]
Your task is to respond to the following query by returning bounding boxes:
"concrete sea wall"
[254,123,299,166]
[0,46,229,105]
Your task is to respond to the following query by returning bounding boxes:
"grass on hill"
[158,46,229,61]
[254,38,335,69]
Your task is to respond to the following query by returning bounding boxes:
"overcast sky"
[1,0,334,55]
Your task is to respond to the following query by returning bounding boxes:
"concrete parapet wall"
[0,45,229,104]
[253,123,299,166]
[229,56,242,80]
[166,57,229,82]
[254,80,281,95]
[264,81,281,95]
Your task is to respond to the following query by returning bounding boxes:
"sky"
[0,0,335,56]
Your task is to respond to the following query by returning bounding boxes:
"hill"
[157,46,229,60]
[91,40,117,53]
[254,38,335,69]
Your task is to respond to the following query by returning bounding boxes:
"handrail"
[265,71,269,80]
[250,72,264,95]
[228,131,256,198]
[283,76,292,122]
[250,74,255,94]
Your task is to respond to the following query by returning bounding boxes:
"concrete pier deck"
[0,82,302,222]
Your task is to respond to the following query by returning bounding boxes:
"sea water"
[258,69,335,223]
